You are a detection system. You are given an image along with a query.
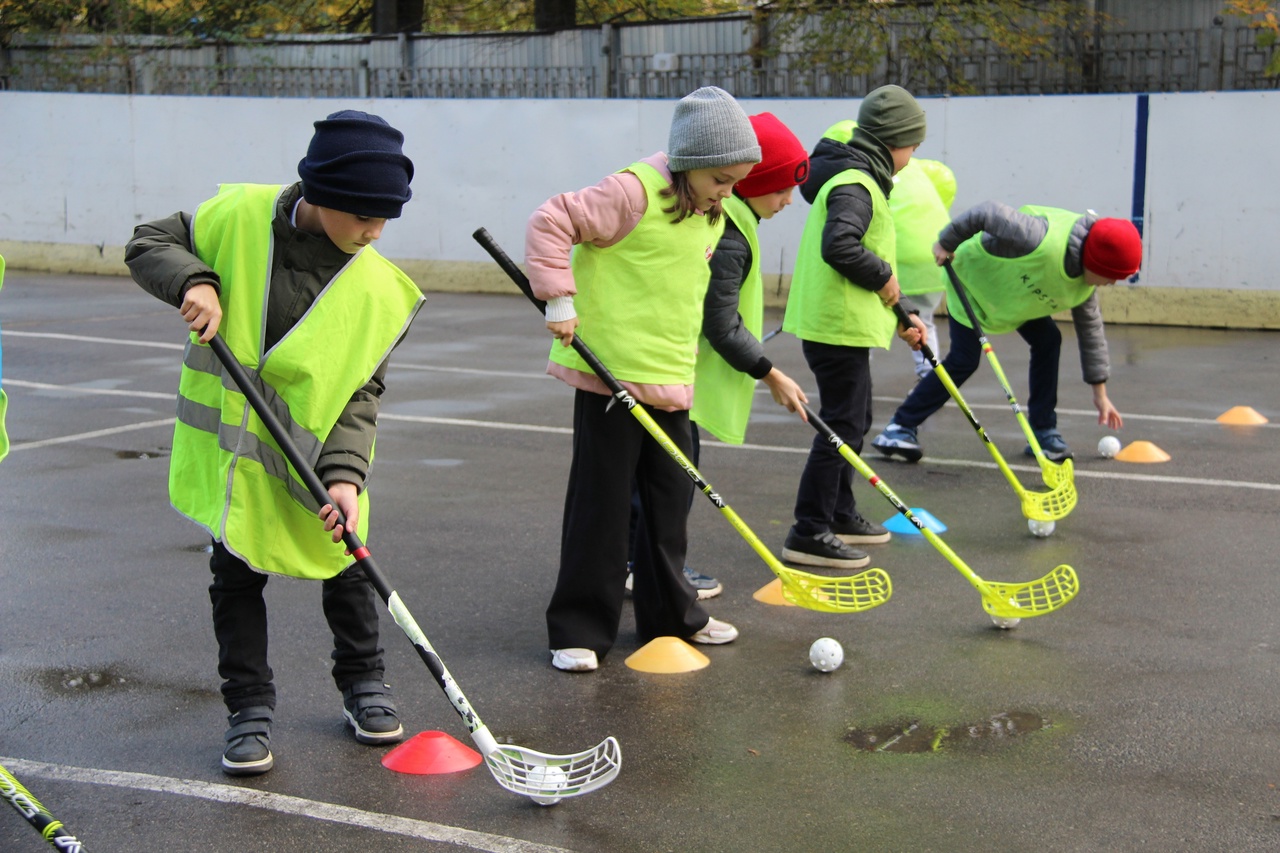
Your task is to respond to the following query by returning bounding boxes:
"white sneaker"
[689,617,738,645]
[550,648,599,672]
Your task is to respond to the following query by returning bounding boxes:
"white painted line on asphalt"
[5,378,174,400]
[2,330,185,350]
[2,757,577,853]
[6,377,1276,491]
[5,417,177,452]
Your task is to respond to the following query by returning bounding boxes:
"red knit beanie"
[1082,217,1143,280]
[734,113,809,198]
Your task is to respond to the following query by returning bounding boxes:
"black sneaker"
[222,705,274,776]
[781,529,870,569]
[831,511,891,545]
[342,680,405,745]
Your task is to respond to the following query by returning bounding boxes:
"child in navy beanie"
[298,110,414,219]
[125,108,425,777]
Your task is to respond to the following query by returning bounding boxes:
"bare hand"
[318,481,360,553]
[1092,384,1124,430]
[547,317,578,347]
[877,275,902,308]
[897,313,926,351]
[181,282,223,343]
[932,242,955,266]
[761,368,809,422]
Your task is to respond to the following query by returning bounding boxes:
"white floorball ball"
[527,764,567,806]
[1098,435,1121,458]
[1027,518,1056,537]
[809,637,844,672]
[990,615,1022,629]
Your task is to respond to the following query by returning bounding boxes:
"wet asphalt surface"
[2,271,1279,852]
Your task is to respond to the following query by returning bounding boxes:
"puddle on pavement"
[115,449,168,460]
[37,667,131,693]
[845,710,1050,754]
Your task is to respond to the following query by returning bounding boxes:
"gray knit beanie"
[667,87,762,173]
[855,85,927,149]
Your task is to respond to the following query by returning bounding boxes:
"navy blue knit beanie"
[297,110,414,219]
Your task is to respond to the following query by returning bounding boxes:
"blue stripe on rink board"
[1132,93,1149,239]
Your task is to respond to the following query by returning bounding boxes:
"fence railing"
[2,21,1276,98]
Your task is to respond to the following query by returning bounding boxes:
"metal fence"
[2,15,1277,99]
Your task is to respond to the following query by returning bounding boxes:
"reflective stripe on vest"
[174,183,423,579]
[690,194,762,445]
[548,161,723,386]
[784,169,898,349]
[948,205,1092,336]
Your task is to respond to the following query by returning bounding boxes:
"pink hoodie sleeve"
[524,156,665,307]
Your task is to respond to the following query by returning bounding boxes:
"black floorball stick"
[890,302,1076,522]
[1,761,85,850]
[204,333,619,805]
[472,227,892,614]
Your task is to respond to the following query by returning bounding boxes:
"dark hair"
[660,172,724,226]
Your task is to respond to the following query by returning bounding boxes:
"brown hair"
[660,172,723,226]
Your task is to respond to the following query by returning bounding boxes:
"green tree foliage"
[752,0,1102,96]
[1225,0,1280,75]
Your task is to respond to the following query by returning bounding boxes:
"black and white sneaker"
[1026,428,1073,462]
[871,422,923,462]
[781,530,870,569]
[222,705,274,776]
[831,511,891,545]
[342,681,405,745]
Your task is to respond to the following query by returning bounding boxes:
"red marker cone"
[382,731,483,775]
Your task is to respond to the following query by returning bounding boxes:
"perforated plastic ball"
[527,764,568,806]
[1097,435,1121,458]
[1027,518,1056,538]
[809,637,844,672]
[990,615,1022,630]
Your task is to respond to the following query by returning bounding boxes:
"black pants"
[792,340,874,536]
[890,314,1063,432]
[209,539,386,713]
[547,390,706,657]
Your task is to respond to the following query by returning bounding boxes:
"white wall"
[1,90,1277,301]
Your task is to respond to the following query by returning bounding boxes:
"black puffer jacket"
[703,209,773,380]
[798,128,897,294]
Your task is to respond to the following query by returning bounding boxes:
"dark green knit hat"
[855,85,927,149]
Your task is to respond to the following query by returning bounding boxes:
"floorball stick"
[473,227,891,615]
[893,303,1076,522]
[0,761,85,850]
[802,403,1078,619]
[942,262,1077,498]
[205,334,619,805]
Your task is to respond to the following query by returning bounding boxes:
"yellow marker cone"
[624,637,710,673]
[752,577,797,607]
[1216,406,1269,425]
[1114,440,1171,463]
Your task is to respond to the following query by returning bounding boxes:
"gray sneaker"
[781,530,870,569]
[831,511,891,545]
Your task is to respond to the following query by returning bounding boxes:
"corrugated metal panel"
[1103,0,1229,32]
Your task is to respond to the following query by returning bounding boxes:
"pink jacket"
[524,153,696,411]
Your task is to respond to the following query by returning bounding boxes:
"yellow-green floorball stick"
[941,263,1078,510]
[474,227,890,615]
[893,303,1076,523]
[1,760,85,850]
[802,402,1078,623]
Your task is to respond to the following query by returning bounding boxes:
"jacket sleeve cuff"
[748,356,773,381]
[544,295,577,323]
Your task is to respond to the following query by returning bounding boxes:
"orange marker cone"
[382,730,483,775]
[1216,406,1269,425]
[624,637,710,673]
[1114,440,1171,463]
[752,577,797,607]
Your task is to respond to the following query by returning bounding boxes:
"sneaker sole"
[780,547,871,570]
[551,651,599,672]
[835,531,892,545]
[344,709,405,745]
[872,442,923,463]
[693,583,723,600]
[689,629,737,645]
[222,753,274,776]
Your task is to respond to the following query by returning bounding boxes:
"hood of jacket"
[800,122,896,206]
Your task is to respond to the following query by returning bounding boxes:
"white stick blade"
[483,737,621,804]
